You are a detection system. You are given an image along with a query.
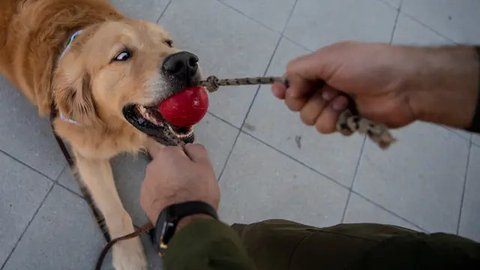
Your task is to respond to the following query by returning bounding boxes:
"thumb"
[146,141,164,159]
[285,47,338,98]
[183,144,210,163]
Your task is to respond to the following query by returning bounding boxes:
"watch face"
[154,201,218,255]
[162,221,176,244]
[157,211,168,236]
[153,210,168,254]
[158,208,177,250]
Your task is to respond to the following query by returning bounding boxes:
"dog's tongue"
[158,86,209,127]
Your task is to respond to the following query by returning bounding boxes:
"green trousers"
[233,220,480,270]
[166,219,480,270]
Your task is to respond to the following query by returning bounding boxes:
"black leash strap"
[50,105,156,270]
[49,106,111,242]
[95,222,154,270]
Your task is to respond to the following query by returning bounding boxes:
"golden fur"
[0,0,182,268]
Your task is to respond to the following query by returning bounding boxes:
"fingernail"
[332,97,348,111]
[322,91,333,101]
[286,89,297,98]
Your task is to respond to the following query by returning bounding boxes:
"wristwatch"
[151,201,218,255]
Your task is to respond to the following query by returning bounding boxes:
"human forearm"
[275,42,480,133]
[402,45,480,128]
[165,219,256,270]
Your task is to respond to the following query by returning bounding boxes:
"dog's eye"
[113,50,131,62]
[164,39,173,48]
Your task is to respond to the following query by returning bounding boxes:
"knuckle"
[163,146,178,155]
[195,144,207,151]
[315,121,334,134]
[300,111,315,126]
[286,59,299,73]
[145,162,156,173]
[285,100,297,111]
[189,143,207,153]
[285,98,304,112]
[188,144,209,158]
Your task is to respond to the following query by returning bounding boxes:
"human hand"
[140,144,220,226]
[272,41,479,132]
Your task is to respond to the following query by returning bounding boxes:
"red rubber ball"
[158,86,209,127]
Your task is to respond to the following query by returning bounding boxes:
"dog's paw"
[112,237,147,270]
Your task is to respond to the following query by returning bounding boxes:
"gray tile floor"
[1,0,479,269]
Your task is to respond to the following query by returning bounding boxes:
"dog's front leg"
[74,153,147,270]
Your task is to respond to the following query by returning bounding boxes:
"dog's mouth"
[122,104,194,146]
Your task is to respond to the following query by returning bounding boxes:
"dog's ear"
[54,68,100,126]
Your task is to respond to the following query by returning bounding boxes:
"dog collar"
[58,30,82,125]
[59,30,82,60]
[59,112,79,125]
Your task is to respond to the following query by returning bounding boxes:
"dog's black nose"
[162,51,199,81]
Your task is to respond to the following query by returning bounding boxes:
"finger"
[321,86,339,101]
[183,143,210,163]
[299,90,328,126]
[285,95,308,112]
[271,82,286,100]
[149,145,187,160]
[315,96,349,134]
[358,98,411,128]
[285,73,318,100]
[146,141,164,158]
[286,50,335,98]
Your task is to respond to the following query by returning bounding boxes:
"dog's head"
[53,20,202,145]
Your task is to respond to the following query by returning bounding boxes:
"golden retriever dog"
[1,0,202,268]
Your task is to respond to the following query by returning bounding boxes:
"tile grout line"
[216,38,280,182]
[399,11,457,44]
[340,0,401,223]
[0,0,182,247]
[216,0,312,54]
[282,35,314,53]
[340,136,367,223]
[155,0,173,23]
[54,165,67,183]
[377,0,402,11]
[390,0,461,45]
[472,138,480,148]
[238,0,299,133]
[350,190,428,232]
[281,0,299,31]
[444,127,472,142]
[215,0,278,34]
[207,111,241,130]
[241,129,427,232]
[456,137,473,235]
[0,149,58,183]
[151,0,426,233]
[55,181,85,200]
[0,184,55,270]
[217,0,298,183]
[388,2,402,44]
[241,130,350,190]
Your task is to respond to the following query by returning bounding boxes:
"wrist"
[146,197,218,225]
[151,201,218,254]
[405,46,479,128]
[176,214,214,233]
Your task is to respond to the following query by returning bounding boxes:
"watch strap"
[152,201,218,254]
[467,46,480,133]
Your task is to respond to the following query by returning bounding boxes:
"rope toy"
[201,75,396,149]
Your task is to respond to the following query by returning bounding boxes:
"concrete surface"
[1,0,479,269]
